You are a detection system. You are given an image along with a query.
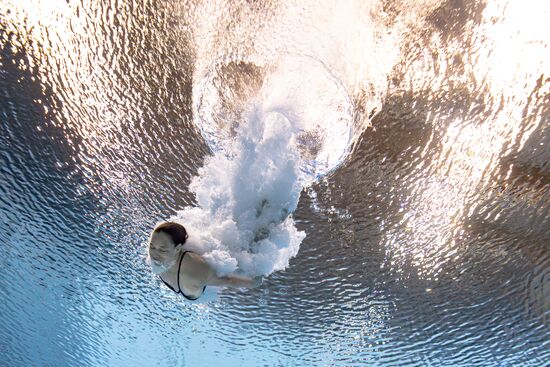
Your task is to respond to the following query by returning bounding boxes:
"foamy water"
[169,106,305,276]
[176,54,355,277]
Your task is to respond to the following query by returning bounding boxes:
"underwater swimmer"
[148,222,256,300]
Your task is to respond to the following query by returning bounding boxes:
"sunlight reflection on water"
[0,0,548,366]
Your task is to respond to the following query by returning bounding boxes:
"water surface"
[0,0,549,366]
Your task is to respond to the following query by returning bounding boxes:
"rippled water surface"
[1,0,549,366]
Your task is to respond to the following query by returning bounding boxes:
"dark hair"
[153,222,188,247]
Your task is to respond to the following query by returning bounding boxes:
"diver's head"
[147,222,188,274]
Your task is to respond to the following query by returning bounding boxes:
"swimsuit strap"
[159,276,178,293]
[158,251,185,294]
[160,251,206,301]
[179,251,206,301]
[176,251,187,293]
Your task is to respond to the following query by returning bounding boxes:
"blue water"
[1,0,549,366]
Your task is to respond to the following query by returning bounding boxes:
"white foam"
[170,105,306,276]
[193,54,355,180]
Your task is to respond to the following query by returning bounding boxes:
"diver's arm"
[206,273,255,288]
[184,251,258,288]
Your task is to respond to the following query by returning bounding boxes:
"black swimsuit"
[159,251,206,301]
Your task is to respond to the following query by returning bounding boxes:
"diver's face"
[148,232,177,274]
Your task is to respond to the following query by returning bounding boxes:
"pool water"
[1,0,548,366]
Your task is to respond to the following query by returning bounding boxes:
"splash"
[171,106,304,276]
[194,54,355,180]
[169,55,354,276]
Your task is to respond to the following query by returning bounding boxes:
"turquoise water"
[1,1,549,366]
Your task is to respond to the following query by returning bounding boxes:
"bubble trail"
[169,105,306,276]
[167,55,355,278]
